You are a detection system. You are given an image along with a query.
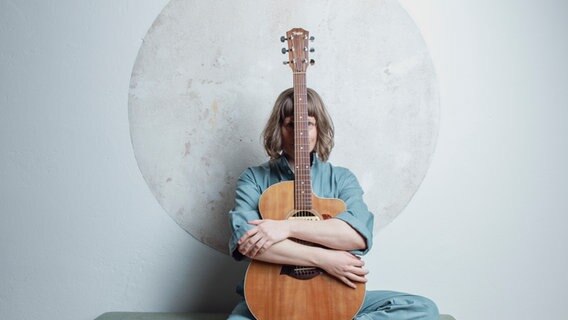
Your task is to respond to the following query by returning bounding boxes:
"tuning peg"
[282,48,293,54]
[280,36,288,43]
[309,36,315,41]
[310,48,315,52]
[283,61,290,65]
[310,59,315,65]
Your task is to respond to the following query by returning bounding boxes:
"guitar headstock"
[281,28,315,73]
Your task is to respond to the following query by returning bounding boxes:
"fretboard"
[293,72,312,210]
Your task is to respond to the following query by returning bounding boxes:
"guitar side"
[244,181,366,320]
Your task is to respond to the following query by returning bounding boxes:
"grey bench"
[95,312,456,320]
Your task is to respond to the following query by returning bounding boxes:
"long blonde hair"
[262,88,335,162]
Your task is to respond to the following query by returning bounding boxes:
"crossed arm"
[237,218,369,288]
[230,165,374,288]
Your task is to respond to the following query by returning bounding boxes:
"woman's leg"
[227,299,255,320]
[227,291,438,320]
[355,290,439,320]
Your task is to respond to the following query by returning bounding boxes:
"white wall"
[376,0,568,319]
[1,1,566,320]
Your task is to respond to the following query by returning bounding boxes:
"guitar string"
[293,72,312,214]
[291,34,316,274]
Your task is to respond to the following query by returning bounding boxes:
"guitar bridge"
[280,265,323,280]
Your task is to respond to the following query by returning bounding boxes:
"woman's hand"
[238,219,290,258]
[317,250,368,289]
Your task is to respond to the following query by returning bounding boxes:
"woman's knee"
[413,295,439,319]
[360,290,439,319]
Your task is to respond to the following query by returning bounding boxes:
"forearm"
[251,238,326,266]
[288,218,366,251]
[249,237,368,289]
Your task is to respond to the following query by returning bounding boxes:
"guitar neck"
[293,72,312,211]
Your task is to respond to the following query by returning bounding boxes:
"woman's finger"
[340,276,356,289]
[250,237,268,257]
[349,266,369,276]
[248,220,262,226]
[345,272,367,284]
[240,233,261,255]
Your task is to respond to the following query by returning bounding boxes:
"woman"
[228,88,438,319]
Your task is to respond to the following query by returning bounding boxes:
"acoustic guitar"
[243,28,366,320]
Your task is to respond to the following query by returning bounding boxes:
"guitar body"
[244,181,366,320]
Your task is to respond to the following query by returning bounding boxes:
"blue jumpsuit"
[228,155,438,319]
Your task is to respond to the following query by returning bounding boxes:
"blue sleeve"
[334,169,374,256]
[228,168,263,261]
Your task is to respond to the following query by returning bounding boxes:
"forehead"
[283,116,317,122]
[280,95,319,119]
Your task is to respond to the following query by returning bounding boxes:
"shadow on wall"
[160,138,259,312]
[162,246,248,312]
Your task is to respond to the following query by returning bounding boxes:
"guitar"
[243,28,366,320]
